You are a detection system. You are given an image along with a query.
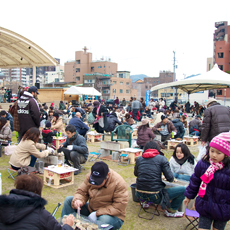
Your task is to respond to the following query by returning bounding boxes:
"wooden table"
[53,136,66,149]
[119,148,143,164]
[167,139,186,150]
[183,136,199,146]
[44,165,77,189]
[87,131,103,143]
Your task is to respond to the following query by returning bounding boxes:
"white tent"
[64,86,101,96]
[150,64,230,99]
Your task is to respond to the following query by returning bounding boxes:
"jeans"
[59,147,86,170]
[132,109,139,121]
[29,155,37,167]
[190,131,199,136]
[173,173,191,181]
[136,186,185,211]
[61,196,124,230]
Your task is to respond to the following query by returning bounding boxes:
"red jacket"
[130,111,141,121]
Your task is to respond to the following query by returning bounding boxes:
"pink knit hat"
[209,132,230,156]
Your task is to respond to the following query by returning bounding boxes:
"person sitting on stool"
[58,125,88,175]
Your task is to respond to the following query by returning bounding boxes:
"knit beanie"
[209,132,230,157]
[46,121,51,128]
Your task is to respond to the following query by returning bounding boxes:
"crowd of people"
[1,86,230,229]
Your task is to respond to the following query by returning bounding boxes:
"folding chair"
[138,198,160,220]
[184,208,199,230]
[7,168,18,180]
[88,152,101,162]
[117,153,130,166]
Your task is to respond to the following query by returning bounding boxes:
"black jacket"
[105,113,122,132]
[92,105,108,130]
[42,128,57,143]
[172,119,184,137]
[17,91,40,136]
[63,133,89,160]
[201,102,230,142]
[134,150,174,192]
[0,189,72,230]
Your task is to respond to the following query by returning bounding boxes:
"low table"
[119,148,143,164]
[53,136,66,149]
[87,131,103,143]
[183,136,199,146]
[44,165,77,189]
[167,139,186,150]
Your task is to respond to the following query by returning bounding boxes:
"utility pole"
[173,51,176,101]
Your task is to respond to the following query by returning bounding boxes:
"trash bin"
[130,183,139,202]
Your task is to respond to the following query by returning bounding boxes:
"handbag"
[98,117,104,128]
[88,112,95,124]
[4,144,18,155]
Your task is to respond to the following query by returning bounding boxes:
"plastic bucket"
[130,183,139,202]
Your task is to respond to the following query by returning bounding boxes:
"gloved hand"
[67,145,73,151]
[88,211,97,223]
[47,147,55,155]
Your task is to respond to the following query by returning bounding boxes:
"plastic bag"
[5,144,17,156]
[197,145,207,161]
[88,112,95,124]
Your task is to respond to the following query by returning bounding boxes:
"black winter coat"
[0,189,72,230]
[172,119,184,137]
[17,91,40,136]
[92,105,108,130]
[105,114,122,132]
[42,128,57,143]
[134,150,174,192]
[201,102,230,142]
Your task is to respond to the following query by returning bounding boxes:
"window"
[126,90,129,93]
[119,73,124,78]
[84,79,95,83]
[91,67,94,72]
[76,60,80,64]
[76,77,80,81]
[113,81,116,84]
[126,82,129,85]
[145,86,148,89]
[98,66,102,68]
[209,64,211,70]
[76,68,80,72]
[217,90,222,95]
[120,89,123,93]
[218,52,224,58]
[218,65,223,70]
[113,89,116,93]
[103,81,107,84]
[120,82,123,85]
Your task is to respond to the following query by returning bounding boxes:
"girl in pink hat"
[184,132,230,230]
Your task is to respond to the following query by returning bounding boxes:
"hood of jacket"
[172,118,181,124]
[0,189,47,225]
[142,149,160,158]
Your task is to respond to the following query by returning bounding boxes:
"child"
[169,143,196,181]
[42,122,57,147]
[184,132,230,230]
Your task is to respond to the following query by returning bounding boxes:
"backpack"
[88,112,95,124]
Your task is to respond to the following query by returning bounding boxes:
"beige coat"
[71,169,129,221]
[51,117,65,134]
[9,140,49,168]
[0,121,12,145]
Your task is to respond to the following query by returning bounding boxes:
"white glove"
[67,145,73,151]
[88,211,97,223]
[47,147,55,154]
[172,131,177,135]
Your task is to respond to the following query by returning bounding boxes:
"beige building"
[110,77,137,100]
[207,57,213,71]
[65,47,117,85]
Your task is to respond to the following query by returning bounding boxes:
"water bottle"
[172,132,174,139]
[0,173,2,195]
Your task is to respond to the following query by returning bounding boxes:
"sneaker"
[74,170,81,175]
[142,202,149,209]
[164,210,184,218]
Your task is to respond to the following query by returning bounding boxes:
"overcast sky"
[1,0,230,79]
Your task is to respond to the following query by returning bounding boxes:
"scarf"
[69,132,77,144]
[173,153,195,166]
[198,159,224,198]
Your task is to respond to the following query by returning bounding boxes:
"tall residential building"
[1,68,27,87]
[64,47,117,85]
[213,21,230,100]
